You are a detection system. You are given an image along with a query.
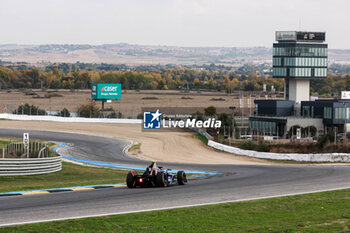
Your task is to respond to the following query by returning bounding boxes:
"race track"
[1,128,350,226]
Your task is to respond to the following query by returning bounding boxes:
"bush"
[142,96,158,100]
[256,143,270,152]
[318,131,335,148]
[57,108,70,117]
[239,141,255,150]
[44,93,63,98]
[13,103,46,115]
[210,98,226,101]
[239,140,269,152]
[106,110,123,118]
[77,101,100,118]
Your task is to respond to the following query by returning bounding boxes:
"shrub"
[239,141,255,150]
[256,143,270,152]
[318,131,335,148]
[77,101,100,118]
[106,110,123,118]
[239,140,269,152]
[210,98,226,101]
[13,103,46,115]
[44,93,63,98]
[57,108,70,117]
[142,96,158,100]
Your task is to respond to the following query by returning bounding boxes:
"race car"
[126,162,187,188]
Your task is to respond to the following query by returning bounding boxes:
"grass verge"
[194,133,208,145]
[0,137,20,148]
[0,162,130,193]
[128,143,141,152]
[1,189,350,232]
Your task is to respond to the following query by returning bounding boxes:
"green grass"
[128,143,141,151]
[0,162,130,193]
[0,137,20,149]
[194,133,208,145]
[1,189,349,232]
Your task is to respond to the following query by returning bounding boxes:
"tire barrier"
[0,156,62,176]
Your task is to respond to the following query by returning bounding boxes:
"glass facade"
[273,58,327,67]
[273,43,328,79]
[250,120,276,134]
[334,107,350,120]
[323,107,332,119]
[273,47,327,57]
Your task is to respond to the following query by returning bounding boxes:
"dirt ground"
[0,121,273,165]
[0,89,266,117]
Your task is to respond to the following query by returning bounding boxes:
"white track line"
[1,186,350,227]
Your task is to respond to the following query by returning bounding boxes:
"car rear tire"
[126,171,136,188]
[177,171,187,185]
[156,171,168,187]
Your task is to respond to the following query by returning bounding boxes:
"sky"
[0,0,349,49]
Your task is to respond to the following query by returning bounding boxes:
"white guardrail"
[0,156,62,176]
[208,140,350,163]
[0,113,142,124]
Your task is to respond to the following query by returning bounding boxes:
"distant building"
[273,31,327,103]
[248,31,350,138]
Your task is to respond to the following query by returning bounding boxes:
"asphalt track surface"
[1,128,350,226]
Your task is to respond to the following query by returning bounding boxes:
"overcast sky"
[0,0,349,49]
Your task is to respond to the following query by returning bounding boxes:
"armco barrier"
[0,156,62,176]
[208,140,350,162]
[189,127,213,140]
[0,113,142,124]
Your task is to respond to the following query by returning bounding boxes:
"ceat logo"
[143,109,162,129]
[101,87,105,91]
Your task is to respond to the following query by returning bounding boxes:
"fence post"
[2,148,4,158]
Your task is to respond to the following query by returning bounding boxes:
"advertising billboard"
[276,31,325,42]
[296,32,326,42]
[91,83,121,100]
[341,91,350,100]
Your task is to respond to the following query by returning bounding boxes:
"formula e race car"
[126,162,187,188]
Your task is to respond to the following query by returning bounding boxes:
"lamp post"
[229,106,236,143]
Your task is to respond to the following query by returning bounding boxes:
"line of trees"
[1,64,350,96]
[0,65,283,92]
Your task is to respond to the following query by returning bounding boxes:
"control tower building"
[273,31,328,103]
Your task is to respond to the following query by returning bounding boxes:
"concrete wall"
[289,79,310,103]
[208,140,350,162]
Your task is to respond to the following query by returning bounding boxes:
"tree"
[204,106,216,117]
[193,78,200,88]
[77,101,100,118]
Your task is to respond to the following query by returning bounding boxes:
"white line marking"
[1,186,350,227]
